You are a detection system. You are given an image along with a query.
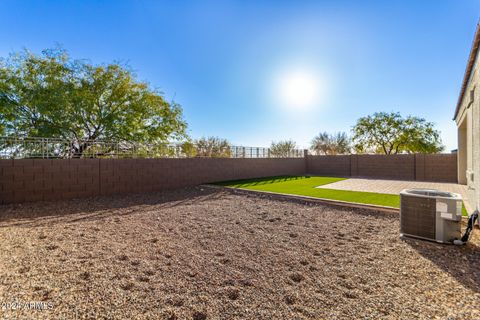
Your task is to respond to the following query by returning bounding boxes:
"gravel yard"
[0,186,479,319]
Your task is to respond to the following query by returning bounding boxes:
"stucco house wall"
[454,23,480,212]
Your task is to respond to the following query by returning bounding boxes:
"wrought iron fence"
[0,136,305,159]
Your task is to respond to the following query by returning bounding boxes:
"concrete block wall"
[0,159,100,203]
[0,154,457,205]
[305,155,351,177]
[98,158,306,197]
[354,154,415,180]
[417,154,458,182]
[307,154,457,182]
[0,158,305,204]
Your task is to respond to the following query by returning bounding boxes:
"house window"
[470,87,475,103]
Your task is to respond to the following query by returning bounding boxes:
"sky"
[0,0,479,151]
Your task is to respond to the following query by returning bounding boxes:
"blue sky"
[1,0,478,150]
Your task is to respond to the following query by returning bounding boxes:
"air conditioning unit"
[400,189,463,244]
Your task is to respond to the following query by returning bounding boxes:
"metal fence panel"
[0,136,305,159]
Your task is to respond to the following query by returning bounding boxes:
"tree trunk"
[71,141,90,158]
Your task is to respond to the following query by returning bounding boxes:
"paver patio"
[317,178,473,213]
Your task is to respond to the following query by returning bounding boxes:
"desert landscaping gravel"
[0,186,479,319]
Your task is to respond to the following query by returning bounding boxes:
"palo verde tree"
[0,48,187,157]
[352,112,444,154]
[270,140,298,157]
[310,132,351,155]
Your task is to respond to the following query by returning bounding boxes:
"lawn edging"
[204,184,400,215]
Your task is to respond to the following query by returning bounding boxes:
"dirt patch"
[0,186,479,319]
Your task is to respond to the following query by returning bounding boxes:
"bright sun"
[277,71,320,110]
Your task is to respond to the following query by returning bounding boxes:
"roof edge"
[454,23,480,120]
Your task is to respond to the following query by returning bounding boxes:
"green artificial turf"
[216,175,400,208]
[217,175,470,216]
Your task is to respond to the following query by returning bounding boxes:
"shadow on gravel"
[0,186,224,228]
[404,236,480,292]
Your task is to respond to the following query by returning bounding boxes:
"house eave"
[454,23,480,121]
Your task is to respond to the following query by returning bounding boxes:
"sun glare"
[277,70,320,110]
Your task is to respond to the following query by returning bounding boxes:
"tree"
[0,48,187,157]
[352,112,444,154]
[310,132,351,155]
[195,136,231,157]
[270,140,298,157]
[180,140,198,157]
